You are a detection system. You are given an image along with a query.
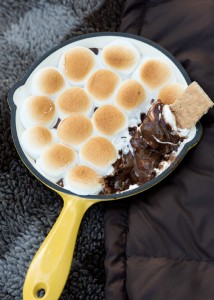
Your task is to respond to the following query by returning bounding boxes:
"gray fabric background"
[0,1,125,299]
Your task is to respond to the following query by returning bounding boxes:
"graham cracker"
[170,81,213,129]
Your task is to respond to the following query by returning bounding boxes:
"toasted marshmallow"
[31,67,65,97]
[86,69,120,105]
[158,83,186,105]
[102,40,140,74]
[37,143,76,180]
[64,165,103,195]
[56,87,93,119]
[21,126,55,159]
[135,58,175,91]
[92,104,128,137]
[115,79,146,112]
[57,115,93,149]
[20,96,57,128]
[79,137,117,174]
[59,46,96,85]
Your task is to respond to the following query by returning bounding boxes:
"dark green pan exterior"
[7,32,203,201]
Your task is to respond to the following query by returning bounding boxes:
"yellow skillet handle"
[23,194,96,300]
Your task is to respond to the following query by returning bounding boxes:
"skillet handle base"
[23,194,96,300]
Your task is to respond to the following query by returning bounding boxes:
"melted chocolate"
[102,101,184,194]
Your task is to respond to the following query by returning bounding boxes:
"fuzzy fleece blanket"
[0,1,125,299]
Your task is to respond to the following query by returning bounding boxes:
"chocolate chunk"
[128,126,137,136]
[89,48,99,55]
[56,178,64,187]
[140,113,146,123]
[53,118,61,129]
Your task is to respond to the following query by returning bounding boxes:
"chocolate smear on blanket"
[102,101,184,194]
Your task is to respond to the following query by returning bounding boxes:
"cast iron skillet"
[8,32,203,300]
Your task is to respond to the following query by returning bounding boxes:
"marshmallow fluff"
[162,104,177,131]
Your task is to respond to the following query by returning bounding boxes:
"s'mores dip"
[19,38,213,195]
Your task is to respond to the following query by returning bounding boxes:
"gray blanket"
[0,1,124,299]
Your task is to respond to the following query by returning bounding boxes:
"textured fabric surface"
[104,0,214,299]
[0,1,125,299]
